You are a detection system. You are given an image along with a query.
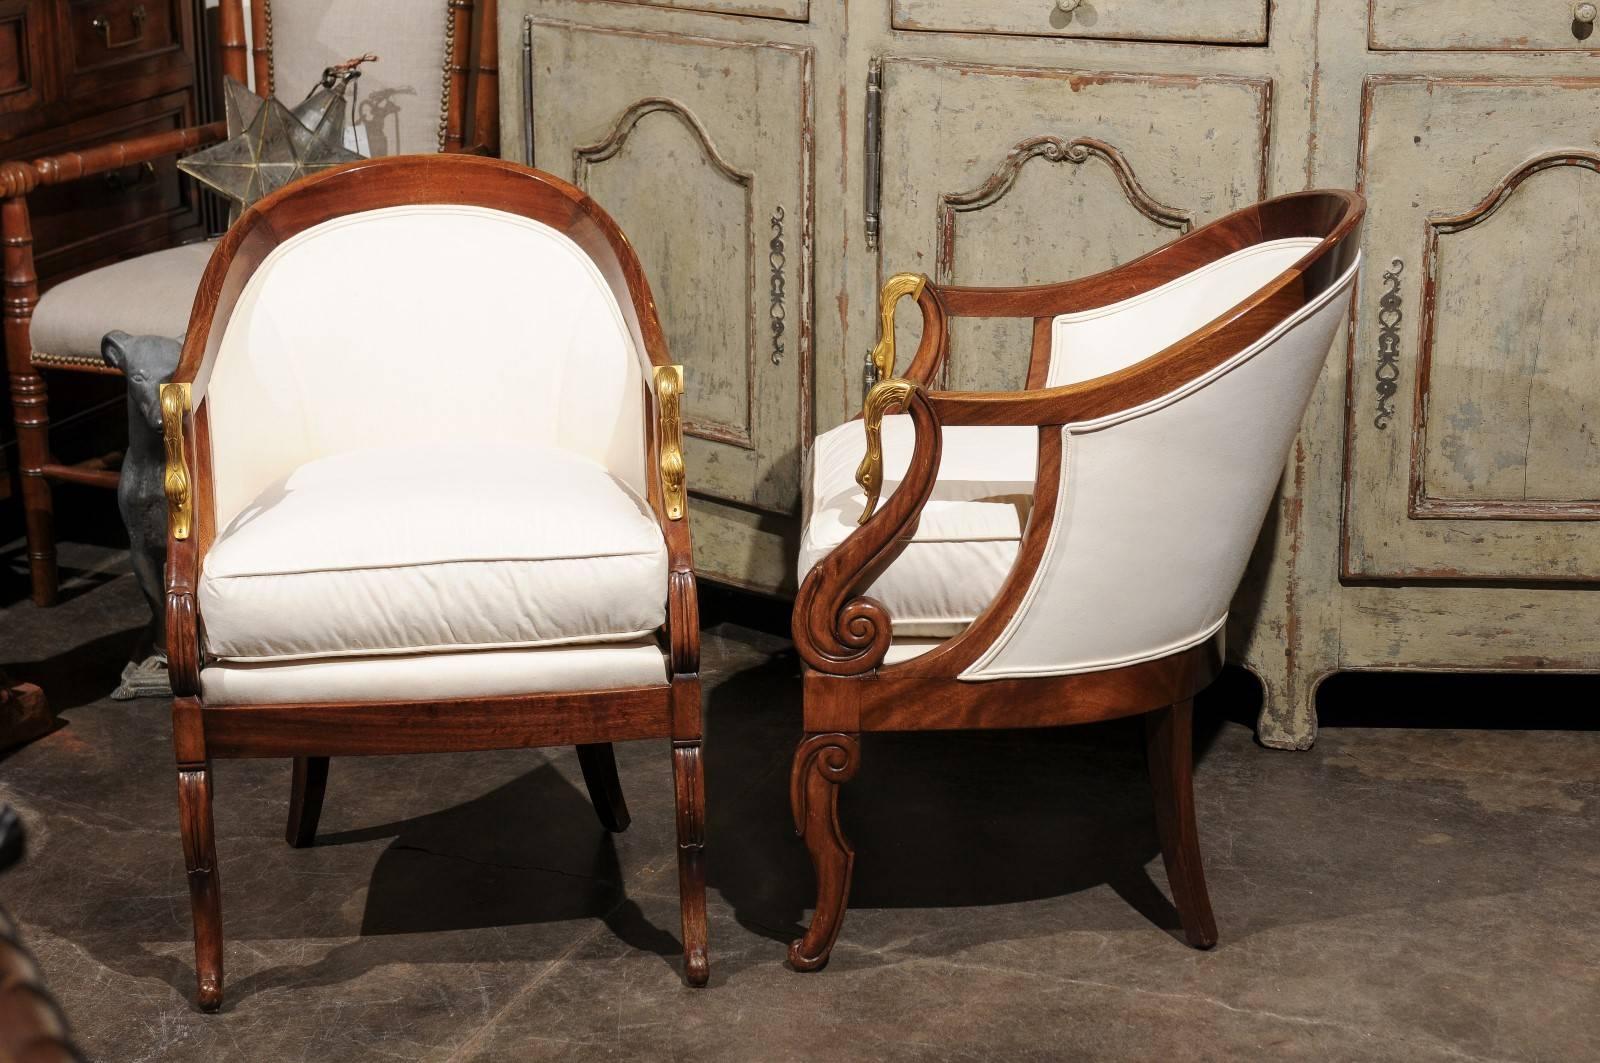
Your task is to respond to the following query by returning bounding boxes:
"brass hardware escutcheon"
[855,377,915,525]
[654,364,686,521]
[92,4,148,50]
[160,382,192,540]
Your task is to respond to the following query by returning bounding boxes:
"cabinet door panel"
[877,59,1270,392]
[1369,0,1598,51]
[586,0,808,21]
[526,22,813,518]
[1344,77,1600,581]
[893,0,1267,45]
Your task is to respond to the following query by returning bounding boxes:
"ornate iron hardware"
[864,59,882,252]
[1373,259,1403,430]
[520,16,535,166]
[769,206,787,366]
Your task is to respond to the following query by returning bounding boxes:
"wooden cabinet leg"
[285,756,329,848]
[177,764,224,1010]
[577,743,631,833]
[1144,701,1218,949]
[671,739,708,987]
[787,732,858,972]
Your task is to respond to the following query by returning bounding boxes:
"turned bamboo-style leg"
[576,743,631,832]
[788,732,859,971]
[2,189,56,606]
[284,756,329,848]
[1144,700,1218,949]
[671,739,708,986]
[177,763,224,1010]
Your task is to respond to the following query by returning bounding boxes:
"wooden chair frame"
[3,0,499,606]
[162,154,705,1010]
[788,190,1365,970]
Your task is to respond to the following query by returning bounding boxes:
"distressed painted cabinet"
[501,0,1600,747]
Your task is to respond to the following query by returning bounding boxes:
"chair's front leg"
[671,734,708,987]
[176,758,224,1010]
[788,731,860,971]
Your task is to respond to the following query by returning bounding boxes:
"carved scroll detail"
[160,383,192,540]
[575,97,753,188]
[1373,259,1403,430]
[789,732,859,972]
[936,135,1192,287]
[769,206,787,366]
[867,273,926,387]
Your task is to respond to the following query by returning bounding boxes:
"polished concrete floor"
[2,539,1598,1061]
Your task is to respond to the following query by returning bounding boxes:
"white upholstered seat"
[800,418,1036,635]
[199,443,668,664]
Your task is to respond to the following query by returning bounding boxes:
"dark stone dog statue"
[102,330,183,699]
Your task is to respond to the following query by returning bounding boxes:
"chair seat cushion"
[200,639,669,706]
[31,241,216,362]
[798,416,1037,636]
[200,443,669,662]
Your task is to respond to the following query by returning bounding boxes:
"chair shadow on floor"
[202,761,684,1006]
[701,640,1237,976]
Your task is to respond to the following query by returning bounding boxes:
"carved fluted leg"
[1144,701,1217,949]
[177,764,224,1010]
[2,189,56,606]
[285,756,329,848]
[671,739,708,986]
[576,743,630,833]
[788,732,859,971]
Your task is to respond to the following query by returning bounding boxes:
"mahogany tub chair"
[160,153,705,1010]
[5,0,498,605]
[789,190,1364,969]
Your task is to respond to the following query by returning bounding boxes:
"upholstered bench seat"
[31,241,216,365]
[799,416,1037,636]
[199,443,669,663]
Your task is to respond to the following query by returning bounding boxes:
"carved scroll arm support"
[794,382,942,677]
[647,364,698,677]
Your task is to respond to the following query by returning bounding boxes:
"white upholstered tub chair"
[788,190,1365,970]
[8,0,497,605]
[161,154,705,1011]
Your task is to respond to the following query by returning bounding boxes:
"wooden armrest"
[794,384,944,676]
[20,122,227,192]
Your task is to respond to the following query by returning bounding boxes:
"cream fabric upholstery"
[200,639,668,706]
[964,256,1361,680]
[30,241,215,360]
[203,205,648,533]
[199,443,667,663]
[799,418,1036,636]
[1047,238,1322,386]
[269,0,452,157]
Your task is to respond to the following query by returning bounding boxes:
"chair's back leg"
[285,756,329,848]
[2,193,57,606]
[575,744,630,832]
[1144,699,1218,949]
[177,762,224,1010]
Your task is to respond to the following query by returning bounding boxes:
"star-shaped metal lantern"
[179,74,365,211]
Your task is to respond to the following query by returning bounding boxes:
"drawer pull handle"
[91,4,147,50]
[1055,0,1082,10]
[1577,2,1598,23]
